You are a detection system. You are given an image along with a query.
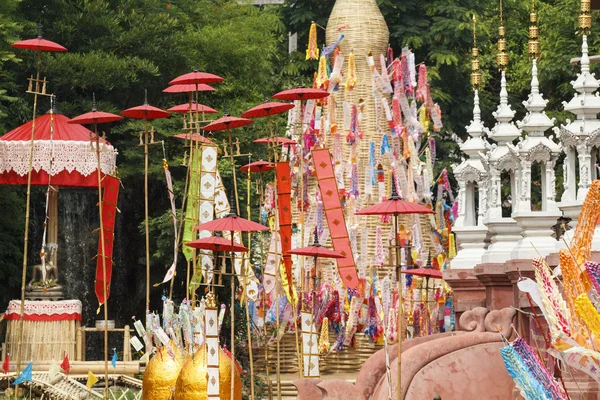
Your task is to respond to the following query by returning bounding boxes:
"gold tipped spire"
[528,0,540,59]
[471,14,482,89]
[579,0,592,33]
[497,0,509,70]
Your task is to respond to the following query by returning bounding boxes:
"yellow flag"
[86,370,98,388]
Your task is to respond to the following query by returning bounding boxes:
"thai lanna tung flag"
[2,353,9,373]
[111,349,118,368]
[13,362,32,385]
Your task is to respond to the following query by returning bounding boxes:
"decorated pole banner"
[312,148,359,289]
[197,144,218,284]
[301,311,319,378]
[205,295,220,400]
[95,175,120,304]
[276,162,294,297]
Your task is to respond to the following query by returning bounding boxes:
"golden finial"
[471,14,482,89]
[528,0,540,59]
[205,292,216,308]
[497,0,509,70]
[579,0,592,33]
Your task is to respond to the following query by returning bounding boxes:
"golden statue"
[142,345,183,400]
[174,345,242,400]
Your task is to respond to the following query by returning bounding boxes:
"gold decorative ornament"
[580,0,592,32]
[529,0,541,59]
[497,0,509,70]
[471,15,482,88]
[174,346,242,400]
[143,346,184,400]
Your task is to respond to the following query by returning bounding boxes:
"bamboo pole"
[228,129,238,400]
[15,49,42,400]
[144,118,151,313]
[394,212,402,400]
[93,120,110,400]
[244,160,256,400]
[171,91,195,300]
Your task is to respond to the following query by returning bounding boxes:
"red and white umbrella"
[0,112,116,187]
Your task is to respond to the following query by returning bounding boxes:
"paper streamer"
[312,148,359,289]
[159,163,178,284]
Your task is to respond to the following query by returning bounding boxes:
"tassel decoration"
[316,55,329,89]
[319,317,330,354]
[416,64,428,102]
[346,52,357,90]
[306,22,319,60]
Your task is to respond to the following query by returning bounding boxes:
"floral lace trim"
[5,300,82,316]
[0,140,117,177]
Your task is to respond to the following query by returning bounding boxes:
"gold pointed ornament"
[174,346,242,400]
[143,345,184,400]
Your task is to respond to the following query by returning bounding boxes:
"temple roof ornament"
[516,60,561,161]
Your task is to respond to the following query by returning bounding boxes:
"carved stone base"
[25,286,64,301]
[442,268,485,329]
[474,263,514,310]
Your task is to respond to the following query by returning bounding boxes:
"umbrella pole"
[244,162,256,399]
[94,123,110,399]
[144,118,151,312]
[275,269,281,400]
[243,253,256,399]
[15,49,42,399]
[394,213,402,400]
[297,106,305,377]
[230,232,236,400]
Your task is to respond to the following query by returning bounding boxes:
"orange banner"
[95,175,120,304]
[312,148,358,289]
[276,162,294,293]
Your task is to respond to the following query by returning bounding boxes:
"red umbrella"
[286,245,344,259]
[169,70,224,85]
[120,104,170,120]
[172,133,214,144]
[254,136,296,145]
[195,214,269,232]
[163,84,215,93]
[287,229,344,259]
[403,267,443,280]
[168,103,217,114]
[355,180,434,216]
[0,112,116,187]
[240,160,274,173]
[355,198,433,216]
[241,102,295,119]
[69,109,122,125]
[203,116,252,131]
[12,36,67,52]
[272,88,329,101]
[186,235,248,253]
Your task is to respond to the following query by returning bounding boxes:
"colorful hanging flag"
[182,145,203,261]
[60,354,70,375]
[13,362,32,385]
[2,353,9,374]
[111,349,118,368]
[86,370,99,388]
[276,162,294,300]
[95,175,120,305]
[312,148,359,289]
